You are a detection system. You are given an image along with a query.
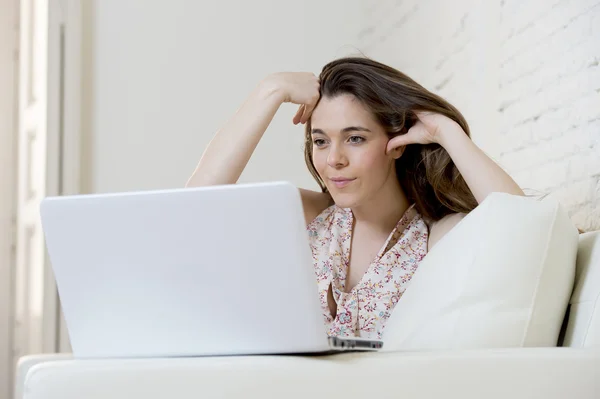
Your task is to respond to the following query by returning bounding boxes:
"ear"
[390,145,406,160]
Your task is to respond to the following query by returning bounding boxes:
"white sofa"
[14,194,600,399]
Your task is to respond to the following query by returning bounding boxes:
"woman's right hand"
[261,72,321,125]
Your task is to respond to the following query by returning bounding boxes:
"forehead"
[310,94,377,129]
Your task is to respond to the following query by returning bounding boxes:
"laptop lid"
[40,181,330,358]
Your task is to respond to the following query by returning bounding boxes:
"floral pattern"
[307,203,429,340]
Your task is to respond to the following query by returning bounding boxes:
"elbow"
[185,175,198,188]
[512,184,525,197]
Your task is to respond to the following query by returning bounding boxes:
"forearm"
[185,82,284,187]
[438,128,524,204]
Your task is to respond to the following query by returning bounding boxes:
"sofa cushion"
[562,231,600,349]
[382,192,579,350]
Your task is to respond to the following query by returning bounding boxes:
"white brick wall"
[358,0,600,231]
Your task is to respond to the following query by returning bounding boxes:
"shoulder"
[299,188,334,226]
[427,212,467,251]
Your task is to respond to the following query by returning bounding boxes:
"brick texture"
[358,0,600,231]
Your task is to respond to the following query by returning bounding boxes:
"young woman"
[186,57,524,340]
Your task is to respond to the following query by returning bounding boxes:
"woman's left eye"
[348,136,365,144]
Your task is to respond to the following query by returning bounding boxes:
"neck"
[351,175,410,234]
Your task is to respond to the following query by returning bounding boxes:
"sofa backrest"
[562,231,600,349]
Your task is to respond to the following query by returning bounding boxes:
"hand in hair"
[386,111,524,204]
[385,111,462,153]
[261,72,321,125]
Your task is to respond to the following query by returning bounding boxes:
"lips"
[329,177,355,188]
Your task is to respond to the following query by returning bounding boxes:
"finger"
[293,105,305,125]
[386,135,409,154]
[301,103,316,124]
[302,91,321,124]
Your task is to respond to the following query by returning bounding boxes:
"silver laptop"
[40,181,382,358]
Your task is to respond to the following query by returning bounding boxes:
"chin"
[329,192,360,209]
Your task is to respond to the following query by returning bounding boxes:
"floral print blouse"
[307,203,429,340]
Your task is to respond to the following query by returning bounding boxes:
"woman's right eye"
[313,139,326,147]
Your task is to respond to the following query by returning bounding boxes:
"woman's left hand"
[386,111,462,153]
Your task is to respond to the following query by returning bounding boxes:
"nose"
[326,143,348,168]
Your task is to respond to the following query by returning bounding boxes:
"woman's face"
[309,94,402,209]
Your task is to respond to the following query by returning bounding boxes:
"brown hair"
[304,56,479,223]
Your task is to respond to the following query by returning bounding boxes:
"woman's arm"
[185,72,330,224]
[186,72,319,187]
[387,111,524,204]
[186,81,283,187]
[437,127,524,204]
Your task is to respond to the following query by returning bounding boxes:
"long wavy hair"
[304,56,479,223]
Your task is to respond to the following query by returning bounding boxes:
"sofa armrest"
[23,348,600,399]
[15,354,72,399]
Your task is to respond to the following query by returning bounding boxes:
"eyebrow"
[311,126,372,135]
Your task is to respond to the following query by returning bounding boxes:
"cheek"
[312,148,327,174]
[351,146,391,173]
